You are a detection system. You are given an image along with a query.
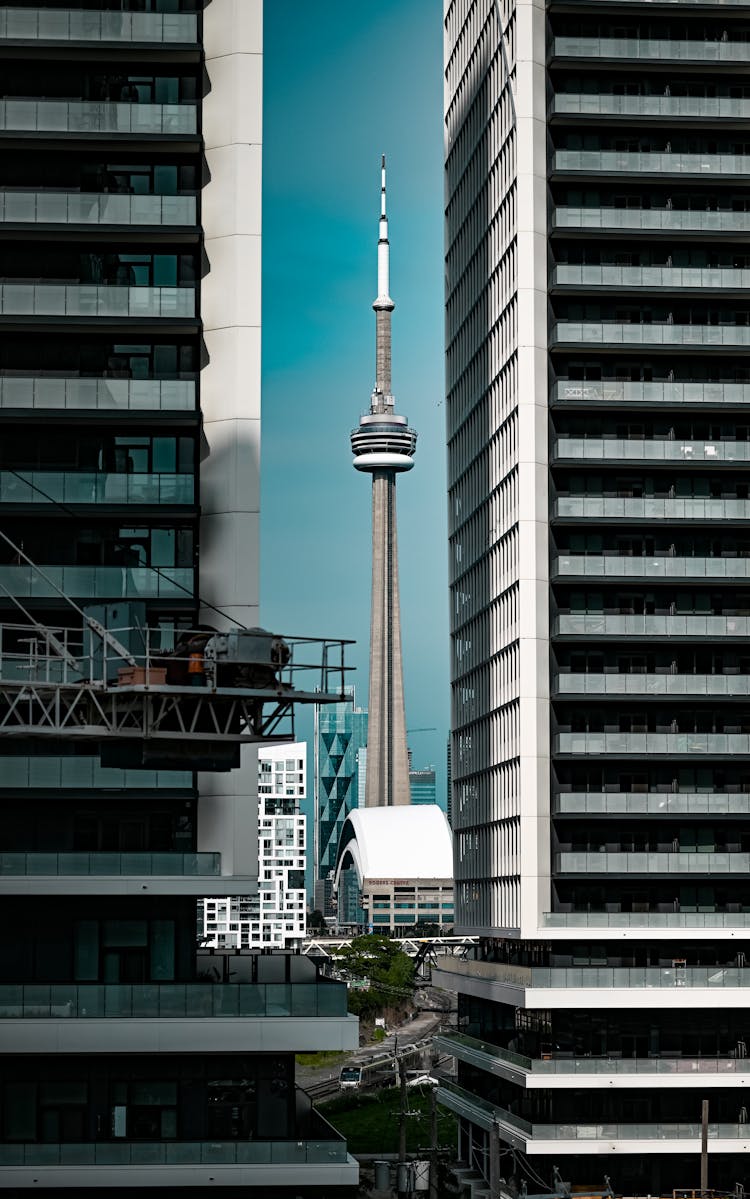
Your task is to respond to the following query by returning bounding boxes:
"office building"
[0,4,358,1192]
[314,694,368,916]
[437,0,750,1193]
[351,159,416,807]
[409,765,438,807]
[202,744,307,950]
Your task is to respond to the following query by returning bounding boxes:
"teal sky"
[260,0,448,812]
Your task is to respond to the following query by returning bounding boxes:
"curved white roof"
[334,805,454,887]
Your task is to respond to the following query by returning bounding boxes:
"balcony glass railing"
[0,9,197,43]
[553,264,750,290]
[556,614,750,637]
[555,673,750,697]
[554,437,750,464]
[543,911,750,927]
[0,981,349,1019]
[0,192,196,226]
[0,100,197,136]
[0,1139,348,1167]
[0,377,195,411]
[0,852,220,876]
[552,381,750,405]
[437,1079,750,1143]
[438,1032,750,1076]
[552,322,750,348]
[555,851,750,874]
[553,207,750,234]
[0,285,194,319]
[553,556,750,580]
[0,565,193,600]
[555,791,750,816]
[532,965,750,989]
[556,671,750,697]
[554,496,750,520]
[0,754,190,789]
[553,36,750,62]
[554,150,750,176]
[0,471,194,505]
[555,732,750,754]
[552,94,750,119]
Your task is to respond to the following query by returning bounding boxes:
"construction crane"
[0,540,353,771]
[406,727,437,734]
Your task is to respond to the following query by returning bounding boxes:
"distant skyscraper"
[409,766,437,807]
[351,158,416,807]
[314,695,368,914]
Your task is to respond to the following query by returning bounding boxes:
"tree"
[333,934,415,1015]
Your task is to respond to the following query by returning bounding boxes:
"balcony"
[554,497,750,521]
[553,555,750,581]
[0,471,194,505]
[555,851,750,875]
[555,732,750,755]
[555,673,750,698]
[553,437,750,464]
[0,852,219,876]
[551,381,750,406]
[553,36,750,63]
[553,264,750,292]
[551,322,750,349]
[0,377,195,411]
[437,1079,750,1155]
[543,911,750,929]
[551,94,750,120]
[553,150,750,177]
[0,284,195,319]
[0,850,260,897]
[555,614,750,637]
[436,1031,750,1083]
[553,207,750,235]
[0,9,197,44]
[555,792,750,816]
[0,754,191,790]
[0,564,194,600]
[0,191,196,226]
[0,100,197,137]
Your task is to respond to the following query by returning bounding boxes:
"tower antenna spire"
[373,154,395,410]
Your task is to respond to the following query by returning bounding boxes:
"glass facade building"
[440,0,750,1194]
[0,5,357,1194]
[314,696,368,920]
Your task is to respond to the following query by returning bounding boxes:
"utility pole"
[489,1119,502,1199]
[429,1085,439,1199]
[701,1098,709,1196]
[397,1048,409,1199]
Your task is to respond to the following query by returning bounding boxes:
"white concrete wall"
[198,0,263,877]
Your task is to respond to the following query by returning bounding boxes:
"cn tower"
[351,157,417,807]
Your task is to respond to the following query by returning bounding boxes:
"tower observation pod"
[351,157,417,807]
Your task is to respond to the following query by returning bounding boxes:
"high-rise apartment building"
[202,744,307,950]
[314,694,368,916]
[0,4,358,1193]
[409,765,438,807]
[437,1,750,1193]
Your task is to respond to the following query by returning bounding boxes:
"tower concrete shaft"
[350,157,417,807]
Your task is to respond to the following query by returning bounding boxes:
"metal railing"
[553,556,750,580]
[552,381,750,404]
[0,981,349,1019]
[0,1139,348,1167]
[0,8,197,43]
[0,852,220,876]
[0,284,195,319]
[0,471,194,505]
[0,192,196,226]
[0,565,193,600]
[0,100,197,135]
[0,377,195,411]
[436,957,750,989]
[543,911,750,927]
